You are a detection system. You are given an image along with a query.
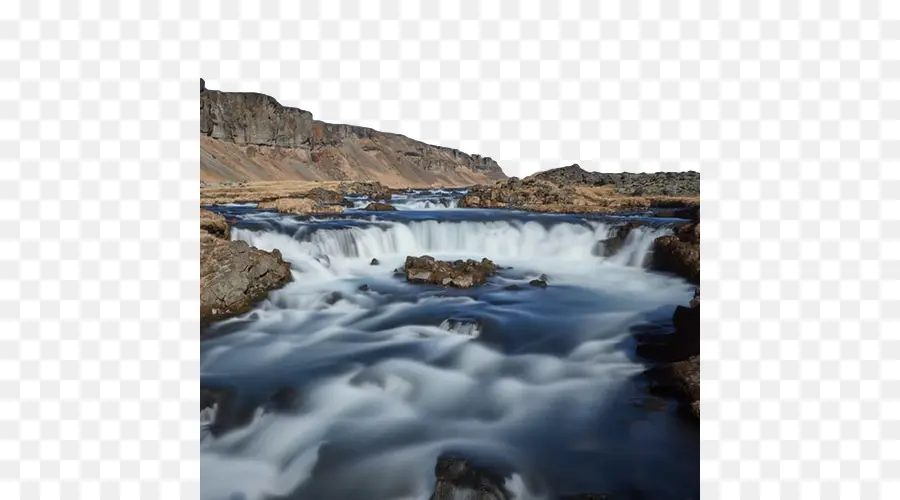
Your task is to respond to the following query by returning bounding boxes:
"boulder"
[200,232,292,325]
[257,197,344,215]
[200,208,230,240]
[651,222,699,284]
[363,202,397,211]
[305,187,344,205]
[370,258,380,266]
[529,279,548,288]
[429,457,511,500]
[404,255,497,289]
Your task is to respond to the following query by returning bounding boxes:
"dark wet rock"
[370,258,380,266]
[646,356,700,420]
[264,386,301,413]
[559,494,612,500]
[529,279,548,288]
[503,284,523,291]
[639,290,700,420]
[358,284,370,292]
[651,222,699,284]
[363,202,397,211]
[201,385,301,438]
[598,221,643,257]
[305,187,344,204]
[653,204,700,221]
[429,457,511,500]
[322,291,343,305]
[200,229,292,325]
[404,255,497,289]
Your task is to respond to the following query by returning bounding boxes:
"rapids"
[200,190,698,500]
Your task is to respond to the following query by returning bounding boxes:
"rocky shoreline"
[199,209,292,326]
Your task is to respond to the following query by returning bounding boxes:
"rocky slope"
[459,172,699,214]
[200,79,506,187]
[526,164,699,197]
[200,209,292,326]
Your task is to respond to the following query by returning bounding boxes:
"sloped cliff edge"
[200,79,506,187]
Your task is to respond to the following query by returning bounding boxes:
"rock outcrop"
[200,212,293,326]
[201,80,506,187]
[459,171,699,214]
[651,222,700,284]
[404,255,497,289]
[527,164,699,197]
[429,457,511,500]
[257,197,344,216]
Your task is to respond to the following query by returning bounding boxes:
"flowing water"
[201,191,699,500]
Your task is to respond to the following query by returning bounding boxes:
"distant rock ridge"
[200,79,506,187]
[527,164,699,197]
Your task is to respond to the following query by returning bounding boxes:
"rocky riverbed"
[199,185,700,500]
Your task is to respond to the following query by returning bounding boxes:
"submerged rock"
[357,284,370,292]
[597,221,643,257]
[503,284,523,291]
[404,255,497,289]
[363,202,397,211]
[429,457,511,500]
[529,279,548,288]
[370,258,380,266]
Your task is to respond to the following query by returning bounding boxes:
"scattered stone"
[370,258,380,266]
[257,197,344,215]
[529,279,548,288]
[363,202,397,211]
[404,255,497,289]
[429,457,511,500]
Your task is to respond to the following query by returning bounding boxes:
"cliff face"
[200,79,506,187]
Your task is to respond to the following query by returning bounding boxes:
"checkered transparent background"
[3,0,898,498]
